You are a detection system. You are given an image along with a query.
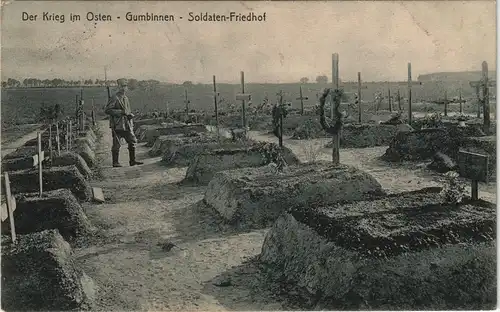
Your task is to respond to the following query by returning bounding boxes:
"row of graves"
[1,105,104,311]
[135,62,495,309]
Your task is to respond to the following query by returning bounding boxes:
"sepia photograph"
[0,0,497,310]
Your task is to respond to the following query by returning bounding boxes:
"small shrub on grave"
[292,118,324,139]
[255,142,288,172]
[440,171,466,204]
[421,113,444,129]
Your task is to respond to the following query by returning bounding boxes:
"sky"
[1,1,497,83]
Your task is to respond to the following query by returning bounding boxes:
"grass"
[302,141,323,163]
[2,82,491,127]
[1,123,42,145]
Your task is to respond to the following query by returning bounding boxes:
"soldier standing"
[105,78,143,167]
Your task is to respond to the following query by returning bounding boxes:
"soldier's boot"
[129,147,144,166]
[112,150,122,167]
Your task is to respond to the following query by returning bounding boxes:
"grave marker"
[397,89,402,111]
[48,123,54,162]
[459,90,463,114]
[407,62,413,125]
[296,85,309,115]
[457,150,489,200]
[444,90,448,116]
[36,132,44,197]
[92,187,105,203]
[1,173,17,242]
[236,71,251,134]
[470,62,495,124]
[68,120,73,150]
[213,75,220,142]
[184,88,190,121]
[331,53,339,119]
[358,72,362,122]
[56,123,61,156]
[388,87,392,112]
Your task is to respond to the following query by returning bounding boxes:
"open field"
[2,80,492,125]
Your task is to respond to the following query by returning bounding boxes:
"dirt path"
[1,124,43,159]
[75,122,288,311]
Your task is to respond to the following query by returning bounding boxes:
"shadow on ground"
[201,256,317,311]
[168,200,266,245]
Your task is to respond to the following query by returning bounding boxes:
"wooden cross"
[397,89,402,111]
[79,89,85,132]
[331,53,341,164]
[430,90,454,116]
[184,88,190,121]
[65,120,73,151]
[407,62,413,125]
[236,71,251,134]
[459,90,463,114]
[331,53,339,119]
[48,123,54,162]
[469,61,495,134]
[357,72,362,122]
[56,122,61,156]
[296,86,309,115]
[213,75,220,142]
[33,132,46,197]
[457,150,489,200]
[1,173,17,242]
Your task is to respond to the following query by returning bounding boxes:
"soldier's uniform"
[104,78,143,167]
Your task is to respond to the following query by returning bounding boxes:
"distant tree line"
[299,75,331,84]
[1,77,161,90]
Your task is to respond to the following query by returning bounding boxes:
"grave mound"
[291,118,326,139]
[183,143,300,185]
[51,152,92,178]
[324,124,414,148]
[3,146,46,160]
[427,152,457,173]
[75,135,96,150]
[260,187,496,310]
[382,128,461,161]
[204,162,385,228]
[74,140,96,167]
[23,133,59,149]
[133,118,179,132]
[1,230,95,311]
[134,118,164,130]
[140,123,208,146]
[1,189,94,242]
[462,136,496,181]
[163,138,255,168]
[7,165,92,201]
[2,156,38,172]
[148,134,186,157]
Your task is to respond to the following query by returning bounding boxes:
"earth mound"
[6,165,92,201]
[184,143,300,185]
[1,229,96,311]
[260,187,496,310]
[324,123,413,148]
[1,189,94,243]
[204,162,385,228]
[161,137,242,168]
[51,152,93,178]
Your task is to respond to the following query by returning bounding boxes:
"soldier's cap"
[117,78,128,86]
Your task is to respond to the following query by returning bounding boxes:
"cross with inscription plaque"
[296,85,309,115]
[235,71,251,134]
[469,61,495,134]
